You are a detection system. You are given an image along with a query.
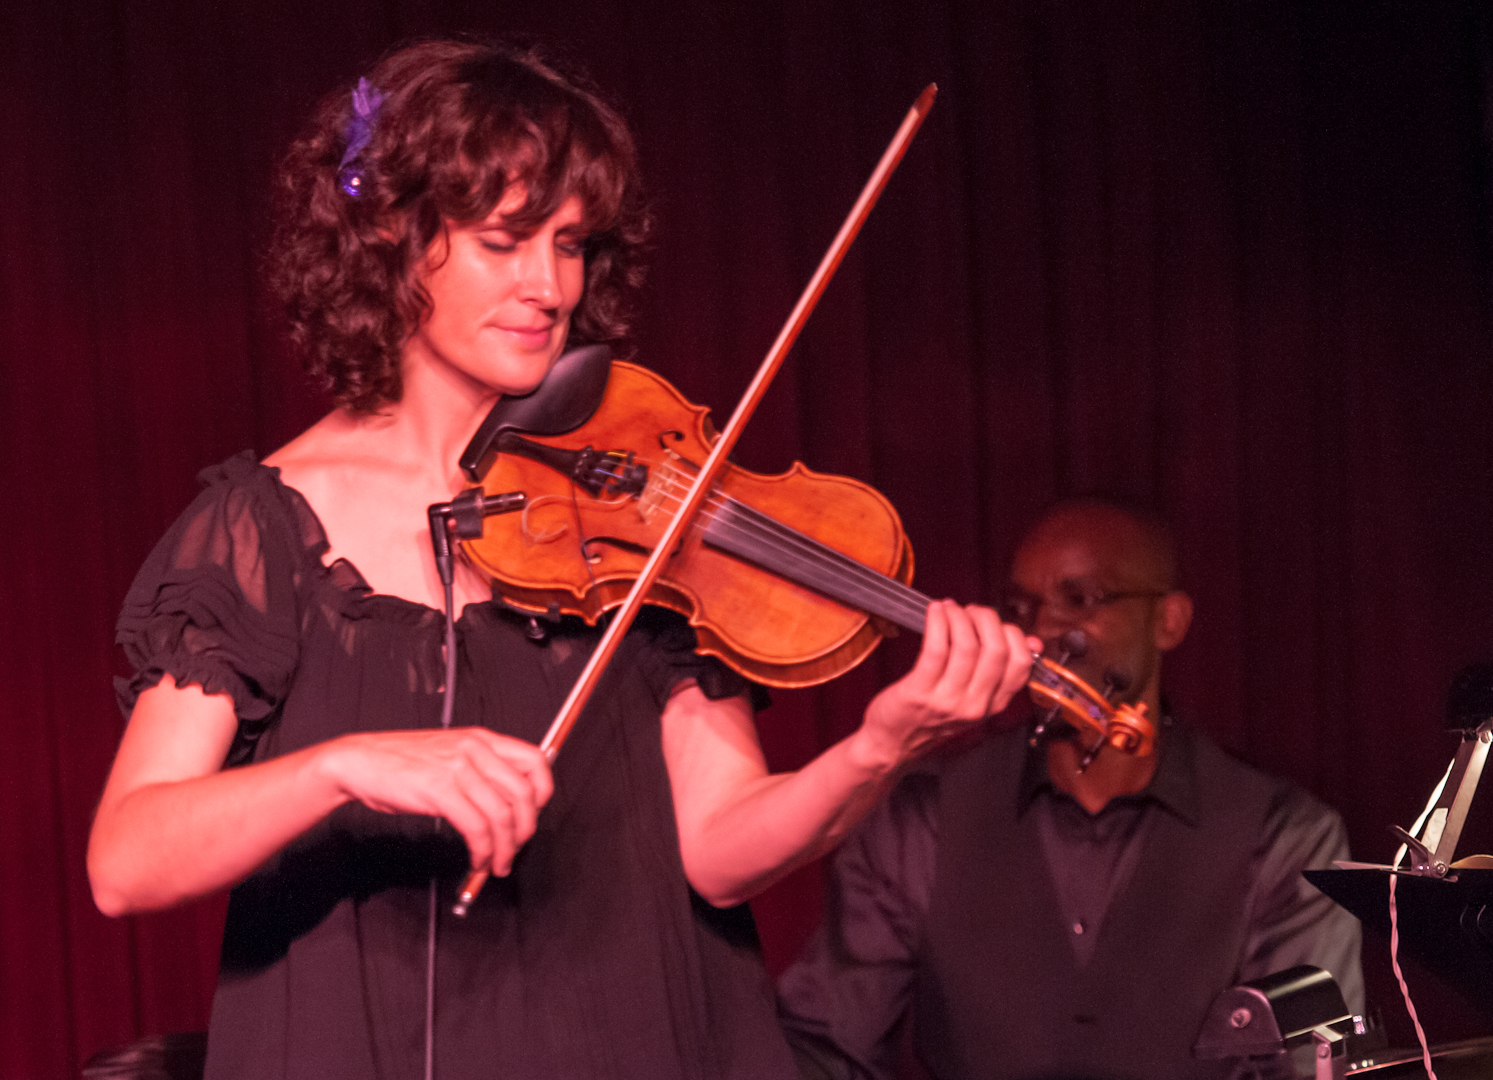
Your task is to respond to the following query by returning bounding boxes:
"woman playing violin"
[86,39,1033,1080]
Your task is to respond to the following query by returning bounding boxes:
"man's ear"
[1154,591,1193,652]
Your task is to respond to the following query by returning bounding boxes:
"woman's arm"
[87,674,552,916]
[664,600,1033,907]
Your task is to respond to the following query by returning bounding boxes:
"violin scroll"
[1027,655,1156,757]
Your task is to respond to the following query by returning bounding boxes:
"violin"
[453,344,1155,759]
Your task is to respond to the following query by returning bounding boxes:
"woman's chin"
[498,345,568,396]
[493,367,550,397]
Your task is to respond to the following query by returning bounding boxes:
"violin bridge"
[638,451,688,525]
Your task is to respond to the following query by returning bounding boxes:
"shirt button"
[1072,919,1085,935]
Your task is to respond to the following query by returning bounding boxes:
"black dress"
[116,453,796,1080]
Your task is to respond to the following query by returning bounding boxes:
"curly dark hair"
[267,39,650,413]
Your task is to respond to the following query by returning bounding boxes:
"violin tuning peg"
[1057,630,1089,662]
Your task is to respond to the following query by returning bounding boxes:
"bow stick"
[454,84,939,916]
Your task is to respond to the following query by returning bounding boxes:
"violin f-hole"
[580,535,653,563]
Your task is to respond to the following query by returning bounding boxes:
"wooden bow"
[454,84,938,915]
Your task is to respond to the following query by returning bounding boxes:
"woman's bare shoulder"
[259,413,441,599]
[263,412,396,505]
[264,411,357,472]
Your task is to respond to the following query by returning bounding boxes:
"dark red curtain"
[4,2,1491,1076]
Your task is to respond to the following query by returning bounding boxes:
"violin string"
[715,497,931,625]
[648,463,931,625]
[645,461,932,628]
[645,464,911,613]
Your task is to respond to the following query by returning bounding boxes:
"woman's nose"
[515,243,560,307]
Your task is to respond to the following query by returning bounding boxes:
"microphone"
[428,489,527,587]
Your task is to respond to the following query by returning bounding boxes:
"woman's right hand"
[88,675,552,915]
[317,728,553,876]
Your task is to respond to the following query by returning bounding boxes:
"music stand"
[1305,664,1493,1015]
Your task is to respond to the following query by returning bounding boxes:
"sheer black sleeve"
[630,607,772,711]
[115,453,312,763]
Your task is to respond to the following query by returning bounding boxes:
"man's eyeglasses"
[998,582,1168,628]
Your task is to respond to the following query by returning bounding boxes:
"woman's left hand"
[662,599,1034,908]
[850,599,1035,771]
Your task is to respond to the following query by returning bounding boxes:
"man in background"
[777,500,1362,1080]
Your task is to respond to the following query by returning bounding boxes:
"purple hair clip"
[337,77,385,198]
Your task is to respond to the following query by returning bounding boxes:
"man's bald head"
[1015,500,1179,594]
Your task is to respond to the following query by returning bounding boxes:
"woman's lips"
[496,323,553,348]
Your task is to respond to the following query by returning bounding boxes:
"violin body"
[461,361,914,688]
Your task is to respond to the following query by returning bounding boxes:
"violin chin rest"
[460,344,614,481]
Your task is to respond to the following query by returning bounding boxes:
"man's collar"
[1016,717,1199,825]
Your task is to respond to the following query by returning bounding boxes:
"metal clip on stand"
[1310,1024,1349,1080]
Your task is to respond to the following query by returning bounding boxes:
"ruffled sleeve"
[115,453,309,763]
[630,607,771,711]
